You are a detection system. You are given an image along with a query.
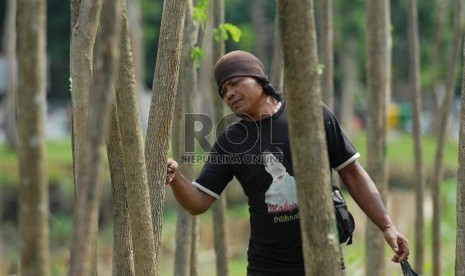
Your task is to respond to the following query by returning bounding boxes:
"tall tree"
[431,0,462,275]
[455,37,465,276]
[318,0,334,109]
[68,0,121,274]
[250,0,271,66]
[107,106,136,276]
[110,0,157,274]
[144,0,186,274]
[455,36,465,276]
[172,0,197,275]
[407,0,425,272]
[270,1,283,93]
[365,0,391,274]
[339,39,358,135]
[277,0,340,275]
[211,0,230,275]
[16,0,50,274]
[1,0,17,149]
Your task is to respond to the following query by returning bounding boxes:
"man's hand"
[166,158,178,184]
[384,226,410,262]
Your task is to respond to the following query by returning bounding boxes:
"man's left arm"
[338,160,409,262]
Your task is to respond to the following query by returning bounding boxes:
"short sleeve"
[322,104,360,170]
[194,139,234,199]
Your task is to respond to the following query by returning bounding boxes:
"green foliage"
[190,46,206,68]
[189,0,242,67]
[192,0,209,26]
[213,23,242,43]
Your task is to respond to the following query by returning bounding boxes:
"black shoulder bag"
[332,185,355,244]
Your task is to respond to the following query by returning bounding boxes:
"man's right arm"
[166,159,215,215]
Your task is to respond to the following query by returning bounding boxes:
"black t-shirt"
[193,102,359,275]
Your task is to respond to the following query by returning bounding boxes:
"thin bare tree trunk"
[145,1,186,274]
[431,0,449,137]
[211,0,229,275]
[319,0,334,109]
[270,1,283,93]
[127,0,145,93]
[250,0,270,66]
[278,0,340,275]
[456,37,465,276]
[365,0,391,274]
[68,0,121,274]
[1,0,17,149]
[172,1,197,275]
[16,0,49,274]
[112,0,157,274]
[339,39,358,135]
[431,1,462,275]
[190,216,200,276]
[107,106,135,276]
[407,0,425,273]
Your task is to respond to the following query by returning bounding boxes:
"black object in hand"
[401,260,421,276]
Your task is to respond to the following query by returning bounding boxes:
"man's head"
[214,51,283,101]
[214,50,266,89]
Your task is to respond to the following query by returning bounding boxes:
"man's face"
[219,76,265,118]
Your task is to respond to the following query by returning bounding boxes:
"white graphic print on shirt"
[263,150,299,215]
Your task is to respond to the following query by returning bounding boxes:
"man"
[166,50,409,275]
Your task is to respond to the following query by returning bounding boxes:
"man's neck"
[247,99,282,121]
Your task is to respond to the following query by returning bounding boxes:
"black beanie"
[214,51,267,93]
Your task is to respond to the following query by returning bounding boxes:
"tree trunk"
[127,0,146,93]
[339,39,358,135]
[407,0,425,273]
[430,0,449,137]
[190,216,200,276]
[250,0,271,67]
[16,0,49,274]
[365,0,391,274]
[69,0,102,274]
[277,0,340,275]
[172,1,197,275]
[270,2,283,93]
[107,106,135,276]
[144,1,186,274]
[1,0,17,149]
[68,0,121,274]
[431,1,462,275]
[112,0,157,274]
[456,38,465,276]
[211,0,230,275]
[318,0,334,109]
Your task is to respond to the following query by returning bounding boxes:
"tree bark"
[16,0,50,274]
[127,0,146,94]
[407,0,425,273]
[339,39,358,135]
[211,0,230,275]
[456,38,465,276]
[250,0,271,67]
[68,0,121,274]
[277,0,340,275]
[431,1,462,275]
[318,0,334,109]
[1,0,17,149]
[144,1,186,274]
[107,106,135,276]
[172,1,197,275]
[111,0,157,274]
[365,0,391,275]
[270,2,283,93]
